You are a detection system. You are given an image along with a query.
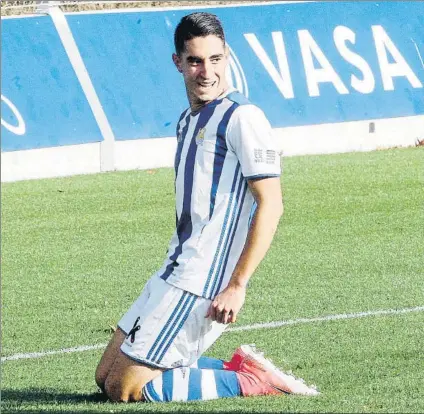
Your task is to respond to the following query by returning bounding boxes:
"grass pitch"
[2,147,423,413]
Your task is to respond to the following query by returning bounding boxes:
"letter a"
[372,25,422,90]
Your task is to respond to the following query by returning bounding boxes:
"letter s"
[334,26,375,94]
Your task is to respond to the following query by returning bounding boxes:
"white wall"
[2,115,422,182]
[2,143,100,182]
[275,115,424,156]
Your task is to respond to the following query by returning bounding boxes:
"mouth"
[197,81,217,90]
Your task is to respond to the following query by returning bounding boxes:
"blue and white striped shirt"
[156,89,281,299]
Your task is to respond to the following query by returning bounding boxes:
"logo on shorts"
[127,316,141,343]
[171,359,184,369]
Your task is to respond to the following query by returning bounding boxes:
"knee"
[104,376,143,403]
[95,365,107,392]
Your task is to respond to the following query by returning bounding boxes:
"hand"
[205,284,246,324]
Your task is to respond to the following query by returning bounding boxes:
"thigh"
[119,276,193,368]
[198,307,229,355]
[112,277,228,371]
[105,351,163,402]
[144,291,228,368]
[96,276,154,389]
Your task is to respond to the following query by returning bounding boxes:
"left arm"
[206,176,283,324]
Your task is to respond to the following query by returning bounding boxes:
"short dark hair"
[174,12,225,55]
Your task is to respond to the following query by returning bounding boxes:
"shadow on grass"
[1,387,253,414]
[1,388,107,404]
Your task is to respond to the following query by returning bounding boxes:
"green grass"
[2,147,424,413]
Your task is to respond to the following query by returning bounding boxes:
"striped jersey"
[156,89,281,299]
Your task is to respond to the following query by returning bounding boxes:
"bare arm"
[206,176,283,324]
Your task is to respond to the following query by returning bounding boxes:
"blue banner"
[1,1,423,151]
[1,16,102,151]
[67,11,184,141]
[67,1,424,140]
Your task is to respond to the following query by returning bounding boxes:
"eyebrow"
[186,54,224,62]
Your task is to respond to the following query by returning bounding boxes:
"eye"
[211,57,221,64]
[187,58,201,66]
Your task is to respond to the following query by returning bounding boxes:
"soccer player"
[95,12,318,403]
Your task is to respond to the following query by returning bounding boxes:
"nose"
[201,61,214,79]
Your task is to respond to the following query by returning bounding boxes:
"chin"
[198,94,214,102]
[196,90,219,102]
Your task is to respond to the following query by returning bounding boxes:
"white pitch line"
[227,305,424,332]
[2,343,107,362]
[2,306,423,362]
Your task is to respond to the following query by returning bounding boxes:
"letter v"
[245,32,294,99]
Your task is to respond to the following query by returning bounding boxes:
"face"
[173,35,229,110]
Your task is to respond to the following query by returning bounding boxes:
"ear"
[172,53,183,73]
[224,44,230,58]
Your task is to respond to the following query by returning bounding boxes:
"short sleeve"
[226,104,281,179]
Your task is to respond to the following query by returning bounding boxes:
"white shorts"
[118,275,228,369]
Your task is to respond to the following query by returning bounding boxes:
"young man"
[95,12,318,403]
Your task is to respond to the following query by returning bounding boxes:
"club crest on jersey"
[195,128,206,146]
